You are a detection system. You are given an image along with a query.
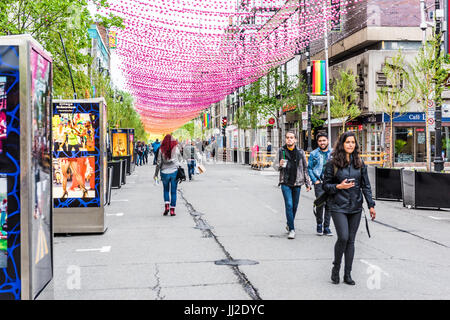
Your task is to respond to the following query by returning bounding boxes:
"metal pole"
[434,0,444,171]
[420,0,427,45]
[420,0,432,171]
[306,44,312,152]
[324,0,332,149]
[57,31,77,99]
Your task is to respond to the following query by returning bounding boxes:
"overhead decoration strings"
[97,0,360,134]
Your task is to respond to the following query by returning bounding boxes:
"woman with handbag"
[322,131,376,285]
[154,134,183,216]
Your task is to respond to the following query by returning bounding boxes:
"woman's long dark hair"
[331,131,362,169]
[160,134,178,159]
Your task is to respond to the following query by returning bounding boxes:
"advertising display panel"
[129,129,134,162]
[52,98,107,234]
[52,102,99,208]
[128,128,135,172]
[112,129,128,157]
[30,47,52,299]
[111,128,133,175]
[0,35,53,300]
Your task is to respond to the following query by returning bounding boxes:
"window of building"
[395,127,414,162]
[430,128,450,163]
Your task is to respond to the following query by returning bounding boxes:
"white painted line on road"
[265,204,278,213]
[260,172,278,176]
[360,259,390,277]
[111,199,129,202]
[106,213,124,217]
[76,246,111,253]
[428,216,450,221]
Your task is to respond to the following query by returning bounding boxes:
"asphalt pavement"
[38,157,450,300]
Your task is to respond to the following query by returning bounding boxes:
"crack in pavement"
[373,220,450,249]
[179,189,262,300]
[151,264,165,300]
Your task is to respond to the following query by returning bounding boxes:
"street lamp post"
[306,44,312,152]
[57,31,77,99]
[324,0,332,149]
[434,0,444,172]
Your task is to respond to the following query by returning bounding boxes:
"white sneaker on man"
[287,230,296,239]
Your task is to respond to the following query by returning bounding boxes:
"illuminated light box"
[52,98,108,234]
[0,35,53,300]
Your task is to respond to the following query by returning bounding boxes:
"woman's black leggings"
[331,211,362,274]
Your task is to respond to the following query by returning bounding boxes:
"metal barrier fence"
[250,151,387,169]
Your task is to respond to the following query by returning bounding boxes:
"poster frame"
[0,34,54,300]
[52,98,107,234]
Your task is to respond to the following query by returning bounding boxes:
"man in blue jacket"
[152,139,161,165]
[308,132,333,236]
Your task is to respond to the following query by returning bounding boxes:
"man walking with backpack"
[308,132,333,236]
[275,131,311,240]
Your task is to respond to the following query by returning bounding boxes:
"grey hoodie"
[154,145,183,176]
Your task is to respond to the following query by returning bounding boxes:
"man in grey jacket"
[274,131,311,239]
[183,141,200,181]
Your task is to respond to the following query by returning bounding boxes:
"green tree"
[107,90,147,141]
[236,68,311,147]
[0,1,149,141]
[375,52,414,168]
[330,69,361,133]
[410,32,448,171]
[0,0,124,99]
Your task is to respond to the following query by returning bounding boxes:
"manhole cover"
[214,259,259,266]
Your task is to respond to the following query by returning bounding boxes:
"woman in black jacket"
[323,131,376,285]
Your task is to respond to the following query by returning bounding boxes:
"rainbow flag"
[203,113,211,128]
[312,60,327,95]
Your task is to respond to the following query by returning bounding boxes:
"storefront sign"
[282,104,296,113]
[383,112,450,123]
[301,112,308,130]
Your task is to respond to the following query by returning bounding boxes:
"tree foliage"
[237,68,310,131]
[330,69,361,132]
[0,0,124,99]
[375,51,415,167]
[410,32,448,171]
[0,1,147,140]
[107,90,147,141]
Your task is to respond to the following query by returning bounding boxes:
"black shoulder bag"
[176,166,186,183]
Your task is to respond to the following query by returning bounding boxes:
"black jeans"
[331,211,362,274]
[313,182,331,228]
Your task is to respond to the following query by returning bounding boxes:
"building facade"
[204,0,450,166]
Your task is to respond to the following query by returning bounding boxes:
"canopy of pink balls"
[100,0,358,134]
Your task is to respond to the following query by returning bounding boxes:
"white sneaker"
[288,230,296,239]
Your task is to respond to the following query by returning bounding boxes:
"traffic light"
[221,117,227,135]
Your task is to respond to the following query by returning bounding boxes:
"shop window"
[415,128,426,162]
[444,127,450,162]
[431,128,450,163]
[395,127,414,162]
